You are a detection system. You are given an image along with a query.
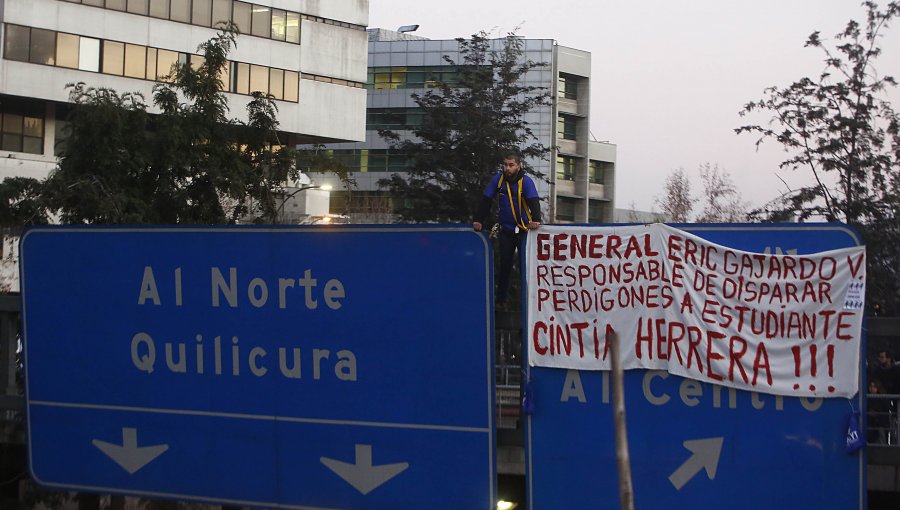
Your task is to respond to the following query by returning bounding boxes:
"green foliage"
[736,1,900,314]
[0,23,296,226]
[378,31,551,223]
[737,2,900,224]
[0,177,50,228]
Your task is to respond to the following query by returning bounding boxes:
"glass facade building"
[315,28,617,224]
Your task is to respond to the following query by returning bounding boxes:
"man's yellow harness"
[497,174,534,230]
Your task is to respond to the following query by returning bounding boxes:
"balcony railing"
[495,364,522,430]
[867,393,900,446]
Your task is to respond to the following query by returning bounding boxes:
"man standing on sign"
[473,151,542,306]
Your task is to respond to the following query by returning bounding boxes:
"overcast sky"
[368,0,900,213]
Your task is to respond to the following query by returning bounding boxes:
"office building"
[316,28,617,224]
[0,0,369,181]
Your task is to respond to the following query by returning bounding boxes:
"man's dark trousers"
[497,228,526,303]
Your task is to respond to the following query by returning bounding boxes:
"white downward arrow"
[92,428,169,475]
[668,437,724,490]
[320,444,409,495]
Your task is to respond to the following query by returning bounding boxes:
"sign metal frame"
[525,223,866,510]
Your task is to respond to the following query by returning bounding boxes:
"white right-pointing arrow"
[668,437,724,490]
[92,428,169,475]
[321,444,409,495]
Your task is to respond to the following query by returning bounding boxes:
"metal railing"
[867,393,900,446]
[494,317,524,430]
[495,364,522,430]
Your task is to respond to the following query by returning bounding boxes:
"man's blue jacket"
[474,170,542,232]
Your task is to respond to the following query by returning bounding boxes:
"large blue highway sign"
[526,224,865,509]
[22,226,495,509]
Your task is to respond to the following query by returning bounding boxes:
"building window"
[269,68,284,99]
[271,9,287,41]
[232,2,252,34]
[558,73,577,100]
[56,32,80,68]
[249,64,269,93]
[556,155,576,181]
[1,103,44,155]
[324,149,408,173]
[156,48,179,80]
[212,0,232,27]
[367,65,462,90]
[170,0,191,23]
[371,67,406,89]
[558,115,577,141]
[286,12,301,43]
[232,62,250,94]
[102,40,125,75]
[589,160,606,184]
[124,44,147,78]
[60,0,321,45]
[192,0,213,27]
[127,0,149,15]
[251,4,272,38]
[190,54,205,72]
[284,71,299,102]
[149,0,169,19]
[30,28,57,65]
[79,36,101,72]
[588,199,606,223]
[2,24,301,102]
[367,108,423,130]
[3,24,30,62]
[556,197,577,222]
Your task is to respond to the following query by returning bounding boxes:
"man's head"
[502,152,522,178]
[878,351,894,368]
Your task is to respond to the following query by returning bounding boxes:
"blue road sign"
[21,226,495,509]
[526,223,866,510]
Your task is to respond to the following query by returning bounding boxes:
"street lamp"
[275,184,331,224]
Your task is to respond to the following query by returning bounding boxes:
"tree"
[655,164,747,223]
[695,163,749,222]
[0,176,51,231]
[655,167,695,222]
[736,1,900,313]
[377,31,552,223]
[737,2,900,224]
[19,24,297,226]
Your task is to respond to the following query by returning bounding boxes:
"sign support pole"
[610,329,635,510]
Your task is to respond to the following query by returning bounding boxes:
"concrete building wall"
[0,0,369,179]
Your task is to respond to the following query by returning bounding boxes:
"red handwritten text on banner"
[526,224,865,398]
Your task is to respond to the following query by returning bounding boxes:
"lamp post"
[274,184,331,224]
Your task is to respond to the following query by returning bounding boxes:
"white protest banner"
[526,224,865,398]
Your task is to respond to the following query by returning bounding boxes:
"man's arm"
[525,197,542,229]
[526,197,542,223]
[473,195,493,231]
[473,174,501,231]
[524,174,542,229]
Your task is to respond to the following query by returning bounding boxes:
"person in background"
[473,151,541,306]
[874,351,900,394]
[868,378,893,444]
